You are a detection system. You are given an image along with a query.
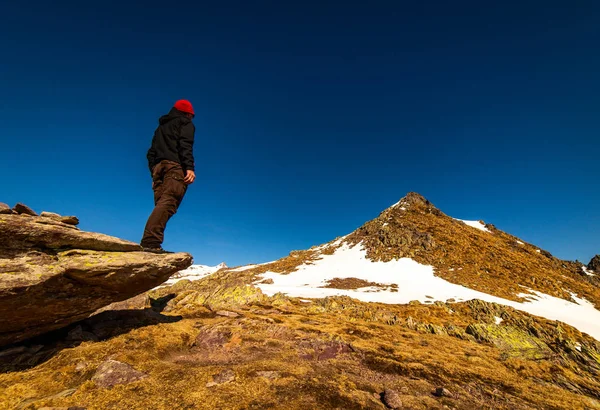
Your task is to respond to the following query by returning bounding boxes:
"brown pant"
[141,160,188,248]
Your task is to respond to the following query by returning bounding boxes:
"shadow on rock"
[0,308,182,372]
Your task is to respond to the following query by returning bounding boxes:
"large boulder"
[0,210,192,346]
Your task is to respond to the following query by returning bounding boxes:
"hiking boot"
[142,246,174,254]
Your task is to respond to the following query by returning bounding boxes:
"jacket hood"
[159,107,191,125]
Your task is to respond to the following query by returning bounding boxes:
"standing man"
[141,100,196,253]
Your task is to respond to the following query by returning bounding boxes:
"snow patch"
[256,243,600,341]
[582,266,595,276]
[494,316,503,325]
[230,260,275,272]
[455,219,491,233]
[517,241,524,245]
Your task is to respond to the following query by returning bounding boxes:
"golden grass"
[2,285,599,410]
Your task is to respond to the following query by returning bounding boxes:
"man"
[140,99,196,253]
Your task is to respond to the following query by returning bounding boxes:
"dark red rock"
[13,203,38,216]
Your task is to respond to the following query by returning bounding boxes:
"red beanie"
[174,99,195,115]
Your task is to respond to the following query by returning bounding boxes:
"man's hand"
[184,170,196,184]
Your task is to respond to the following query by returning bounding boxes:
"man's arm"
[179,121,195,172]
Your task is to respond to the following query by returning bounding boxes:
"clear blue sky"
[1,1,598,266]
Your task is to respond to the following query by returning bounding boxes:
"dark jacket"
[147,108,195,172]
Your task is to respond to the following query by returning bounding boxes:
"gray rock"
[0,203,11,214]
[382,389,403,409]
[588,255,600,272]
[13,203,38,216]
[92,359,148,388]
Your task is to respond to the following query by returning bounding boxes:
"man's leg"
[141,162,187,249]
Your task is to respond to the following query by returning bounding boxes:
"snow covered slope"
[256,242,600,340]
[162,262,227,286]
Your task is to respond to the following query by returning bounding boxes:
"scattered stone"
[433,387,454,398]
[13,203,37,216]
[216,310,240,318]
[0,203,11,214]
[92,359,148,388]
[446,298,456,303]
[408,300,421,305]
[382,388,403,409]
[61,216,80,226]
[255,370,280,379]
[194,328,232,349]
[206,369,235,387]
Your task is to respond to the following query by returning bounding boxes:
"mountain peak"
[390,192,434,210]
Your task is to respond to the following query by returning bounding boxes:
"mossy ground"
[1,279,599,409]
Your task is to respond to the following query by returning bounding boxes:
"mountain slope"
[219,192,600,339]
[2,193,600,410]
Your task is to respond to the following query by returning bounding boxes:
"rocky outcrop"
[13,203,38,216]
[0,205,192,346]
[589,255,600,272]
[0,203,11,215]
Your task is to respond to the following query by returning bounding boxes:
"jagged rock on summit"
[13,203,38,216]
[589,255,600,272]
[0,204,192,346]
